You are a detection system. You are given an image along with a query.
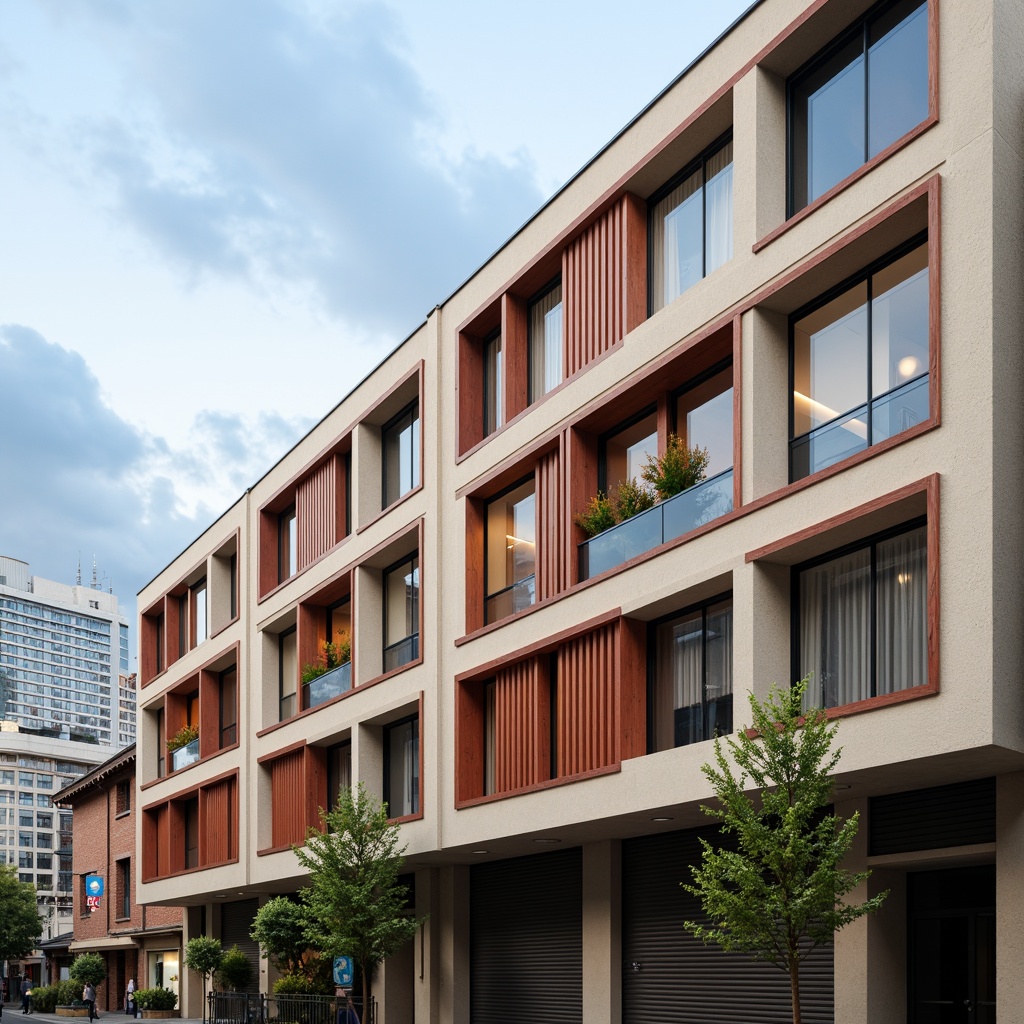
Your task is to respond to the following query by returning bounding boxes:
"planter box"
[56,1008,90,1017]
[140,1010,180,1019]
[170,736,200,772]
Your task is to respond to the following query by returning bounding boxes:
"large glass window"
[484,330,503,437]
[796,521,927,709]
[791,238,928,480]
[279,627,297,721]
[383,401,421,508]
[190,579,207,647]
[528,280,563,403]
[789,0,928,212]
[601,410,658,494]
[675,366,734,478]
[278,505,297,583]
[651,597,733,751]
[485,479,536,624]
[219,667,237,748]
[327,740,352,813]
[649,134,734,313]
[384,716,419,818]
[384,555,420,672]
[183,798,199,870]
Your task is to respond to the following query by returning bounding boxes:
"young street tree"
[683,678,886,1024]
[184,935,223,1024]
[295,782,422,1016]
[0,865,41,969]
[69,952,108,988]
[250,896,330,991]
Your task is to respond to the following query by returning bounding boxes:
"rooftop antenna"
[76,555,82,587]
[91,555,98,589]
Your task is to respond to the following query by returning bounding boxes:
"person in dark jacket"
[19,979,31,1014]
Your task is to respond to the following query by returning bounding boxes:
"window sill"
[139,742,239,792]
[356,483,423,535]
[256,533,352,605]
[209,613,240,642]
[752,115,938,255]
[141,855,239,883]
[456,763,620,809]
[114,810,131,820]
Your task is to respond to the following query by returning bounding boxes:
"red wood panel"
[198,669,218,759]
[494,659,549,793]
[563,194,646,377]
[201,778,230,865]
[465,498,486,634]
[271,750,305,849]
[455,679,486,803]
[565,427,598,586]
[296,457,337,570]
[535,447,565,601]
[164,595,182,669]
[458,331,485,455]
[557,622,617,777]
[502,293,528,421]
[258,508,280,597]
[304,746,327,831]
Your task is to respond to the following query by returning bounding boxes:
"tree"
[69,952,107,988]
[216,945,253,993]
[683,678,887,1024]
[295,783,422,1015]
[0,865,41,968]
[184,936,223,1024]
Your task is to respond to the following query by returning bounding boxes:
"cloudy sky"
[1,0,751,656]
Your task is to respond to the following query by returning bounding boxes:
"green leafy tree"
[683,678,887,1024]
[250,896,331,989]
[184,935,223,1024]
[69,952,107,988]
[642,433,709,499]
[295,782,423,1015]
[216,945,253,993]
[0,865,41,968]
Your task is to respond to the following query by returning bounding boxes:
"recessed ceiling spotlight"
[472,849,489,855]
[651,816,674,822]
[216,894,226,899]
[533,838,561,845]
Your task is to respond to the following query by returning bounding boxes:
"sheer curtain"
[875,526,927,693]
[650,168,701,311]
[704,140,734,275]
[529,285,562,402]
[799,549,871,708]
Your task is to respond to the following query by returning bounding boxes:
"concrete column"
[438,865,470,1024]
[742,307,789,503]
[743,560,789,702]
[997,773,1024,1011]
[833,797,869,1024]
[353,565,383,683]
[582,840,621,1024]
[413,867,441,1024]
[352,421,381,532]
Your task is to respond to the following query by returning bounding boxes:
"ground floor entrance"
[908,865,995,1023]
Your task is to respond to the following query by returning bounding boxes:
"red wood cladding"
[494,659,550,792]
[271,750,305,848]
[562,193,646,377]
[296,454,342,570]
[535,446,567,601]
[142,805,168,881]
[556,623,617,777]
[201,775,237,864]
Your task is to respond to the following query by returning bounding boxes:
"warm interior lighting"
[505,535,536,547]
[793,391,867,439]
[898,355,921,378]
[897,572,912,586]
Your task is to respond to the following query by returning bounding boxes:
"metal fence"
[208,991,375,1024]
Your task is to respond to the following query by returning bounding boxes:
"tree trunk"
[788,954,801,1024]
[361,966,369,1024]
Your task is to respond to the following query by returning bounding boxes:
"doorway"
[908,865,995,1023]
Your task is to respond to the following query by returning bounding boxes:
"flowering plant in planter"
[301,635,351,685]
[641,434,709,500]
[167,723,199,753]
[573,478,657,539]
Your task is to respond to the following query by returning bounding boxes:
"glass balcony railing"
[170,736,200,773]
[485,574,536,624]
[578,470,734,581]
[302,661,352,711]
[383,633,420,674]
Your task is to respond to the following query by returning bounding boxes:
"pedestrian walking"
[124,979,135,1016]
[19,979,31,1015]
[82,983,97,1022]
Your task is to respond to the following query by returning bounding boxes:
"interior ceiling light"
[472,849,488,855]
[533,838,561,845]
[651,816,674,822]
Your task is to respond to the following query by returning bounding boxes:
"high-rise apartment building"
[0,555,132,746]
[136,0,1024,1020]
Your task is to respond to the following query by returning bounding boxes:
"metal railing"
[208,992,375,1024]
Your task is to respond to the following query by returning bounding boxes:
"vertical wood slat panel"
[557,622,618,777]
[296,457,337,570]
[271,751,305,848]
[564,197,634,377]
[495,659,545,793]
[201,777,230,865]
[536,448,565,601]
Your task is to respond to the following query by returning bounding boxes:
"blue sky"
[1,0,751,656]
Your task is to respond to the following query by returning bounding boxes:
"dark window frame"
[647,129,734,316]
[382,552,420,672]
[381,399,421,509]
[279,626,298,721]
[788,231,929,481]
[647,590,733,753]
[483,328,503,438]
[527,276,564,406]
[786,0,929,216]
[790,516,928,709]
[483,474,537,625]
[383,714,420,819]
[278,504,297,583]
[219,666,238,749]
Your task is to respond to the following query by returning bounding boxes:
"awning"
[68,936,138,952]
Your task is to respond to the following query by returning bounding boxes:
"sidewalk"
[1,1008,198,1024]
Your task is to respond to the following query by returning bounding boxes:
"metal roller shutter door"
[623,828,834,1024]
[221,898,261,993]
[470,848,582,1024]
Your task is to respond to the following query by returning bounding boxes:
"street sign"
[86,896,101,909]
[85,875,105,898]
[332,957,353,987]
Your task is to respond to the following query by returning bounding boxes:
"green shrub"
[300,637,352,684]
[272,974,331,995]
[29,985,58,1013]
[134,987,178,1011]
[573,492,617,538]
[612,478,656,520]
[167,722,199,752]
[217,944,254,992]
[69,952,107,988]
[58,979,84,1006]
[641,434,709,499]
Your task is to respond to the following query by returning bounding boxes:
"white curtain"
[875,527,927,693]
[704,140,734,275]
[650,167,701,311]
[529,284,562,401]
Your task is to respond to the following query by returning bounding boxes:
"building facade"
[54,745,183,1014]
[136,0,1024,1020]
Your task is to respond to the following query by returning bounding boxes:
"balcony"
[485,575,536,624]
[302,661,352,711]
[383,634,420,673]
[171,737,201,773]
[578,470,734,580]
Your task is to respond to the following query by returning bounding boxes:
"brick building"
[54,746,182,1013]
